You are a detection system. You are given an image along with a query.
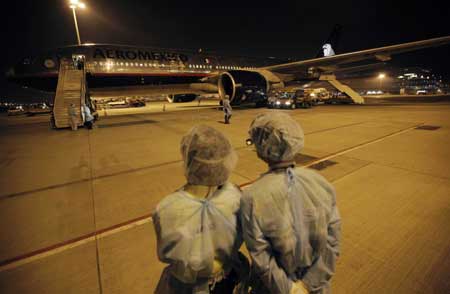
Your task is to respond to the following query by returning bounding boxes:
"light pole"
[378,73,386,92]
[69,0,86,45]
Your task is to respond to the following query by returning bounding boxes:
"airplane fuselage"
[8,44,289,91]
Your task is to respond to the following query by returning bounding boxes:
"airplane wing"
[263,36,450,75]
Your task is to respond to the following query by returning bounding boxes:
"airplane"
[6,34,450,106]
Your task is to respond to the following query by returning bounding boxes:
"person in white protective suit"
[222,95,232,124]
[241,112,341,294]
[152,125,250,294]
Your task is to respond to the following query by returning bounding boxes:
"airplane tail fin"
[316,24,343,58]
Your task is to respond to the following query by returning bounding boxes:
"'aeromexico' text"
[93,48,189,62]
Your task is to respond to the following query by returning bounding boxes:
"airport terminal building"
[397,67,445,94]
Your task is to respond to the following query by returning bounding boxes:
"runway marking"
[302,123,424,168]
[0,122,423,272]
[0,120,366,201]
[0,213,153,273]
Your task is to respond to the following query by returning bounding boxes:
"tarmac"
[0,100,449,293]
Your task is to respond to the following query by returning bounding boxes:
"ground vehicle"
[106,101,128,108]
[268,90,313,109]
[305,88,330,104]
[323,92,354,104]
[128,99,146,107]
[7,106,25,116]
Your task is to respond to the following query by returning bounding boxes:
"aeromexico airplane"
[6,35,450,105]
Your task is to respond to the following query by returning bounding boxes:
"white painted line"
[304,124,422,168]
[0,217,153,272]
[0,236,96,273]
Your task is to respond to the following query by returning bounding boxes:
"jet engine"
[218,70,284,105]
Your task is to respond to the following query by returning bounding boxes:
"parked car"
[7,106,25,116]
[268,90,313,109]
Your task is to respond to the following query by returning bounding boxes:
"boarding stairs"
[319,74,365,104]
[52,59,86,128]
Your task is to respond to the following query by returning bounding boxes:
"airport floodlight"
[378,73,386,91]
[68,1,86,45]
[69,0,86,9]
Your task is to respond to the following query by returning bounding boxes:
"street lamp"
[69,0,86,45]
[378,73,386,92]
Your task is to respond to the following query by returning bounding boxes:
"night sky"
[1,0,449,100]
